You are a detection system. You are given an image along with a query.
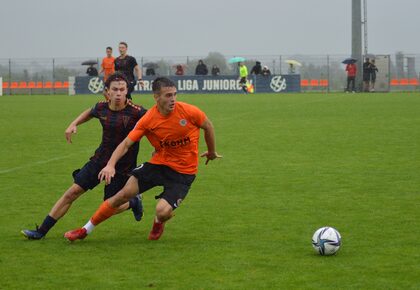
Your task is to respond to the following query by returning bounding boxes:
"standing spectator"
[261,65,271,76]
[345,62,357,93]
[175,65,185,76]
[363,58,371,92]
[238,62,248,93]
[250,61,262,75]
[211,65,220,76]
[195,60,208,75]
[370,59,378,92]
[99,47,115,81]
[86,64,98,76]
[114,42,143,99]
[146,68,155,76]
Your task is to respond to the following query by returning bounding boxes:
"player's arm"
[65,108,93,144]
[98,137,136,184]
[134,64,144,88]
[200,118,222,165]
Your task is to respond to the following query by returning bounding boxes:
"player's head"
[104,72,129,104]
[152,77,177,114]
[106,46,112,57]
[119,42,128,56]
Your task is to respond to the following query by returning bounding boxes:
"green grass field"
[1,92,419,289]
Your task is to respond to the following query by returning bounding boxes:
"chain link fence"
[1,53,419,94]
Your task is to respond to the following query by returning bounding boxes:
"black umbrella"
[81,60,98,66]
[143,62,159,69]
[342,58,357,64]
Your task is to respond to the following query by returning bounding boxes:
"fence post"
[272,59,276,75]
[327,54,330,93]
[8,58,11,95]
[279,55,282,74]
[52,58,55,95]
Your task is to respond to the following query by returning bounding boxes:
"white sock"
[83,220,95,234]
[155,216,162,224]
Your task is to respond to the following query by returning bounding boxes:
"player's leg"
[21,184,85,240]
[148,168,195,240]
[21,161,101,240]
[104,174,143,221]
[64,176,140,241]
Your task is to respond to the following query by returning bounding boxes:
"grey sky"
[1,0,419,58]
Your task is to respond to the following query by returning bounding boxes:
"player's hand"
[65,124,77,143]
[98,165,116,185]
[138,79,144,88]
[200,151,223,165]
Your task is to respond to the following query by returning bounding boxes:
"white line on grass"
[0,150,91,175]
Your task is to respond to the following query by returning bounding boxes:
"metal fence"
[1,53,419,94]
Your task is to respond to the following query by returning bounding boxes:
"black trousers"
[346,76,355,91]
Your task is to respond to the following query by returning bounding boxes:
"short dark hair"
[152,77,176,93]
[104,72,129,89]
[119,42,128,48]
[106,46,112,51]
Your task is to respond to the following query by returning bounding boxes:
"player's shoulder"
[127,101,146,112]
[95,100,109,108]
[177,101,202,113]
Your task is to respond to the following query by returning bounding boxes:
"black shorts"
[73,160,130,200]
[239,77,247,85]
[130,162,196,209]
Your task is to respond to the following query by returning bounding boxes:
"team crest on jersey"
[179,119,187,126]
[123,116,130,128]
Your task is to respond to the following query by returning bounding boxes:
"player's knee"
[156,203,173,220]
[109,189,133,207]
[63,187,83,203]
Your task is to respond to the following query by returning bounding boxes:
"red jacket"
[346,64,357,77]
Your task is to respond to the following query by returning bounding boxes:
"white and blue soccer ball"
[312,227,342,256]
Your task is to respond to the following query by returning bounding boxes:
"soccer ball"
[312,227,341,256]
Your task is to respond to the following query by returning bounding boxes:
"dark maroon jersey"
[89,101,147,174]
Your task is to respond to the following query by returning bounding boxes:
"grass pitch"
[0,92,419,289]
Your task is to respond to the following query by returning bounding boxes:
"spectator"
[288,63,295,74]
[345,63,357,93]
[195,60,208,75]
[261,65,271,76]
[114,41,143,99]
[363,58,371,92]
[175,65,185,76]
[238,62,248,93]
[146,68,155,76]
[370,59,378,92]
[86,64,98,77]
[211,65,220,76]
[99,47,115,81]
[250,61,262,75]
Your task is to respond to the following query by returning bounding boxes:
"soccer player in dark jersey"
[64,77,222,242]
[22,73,147,240]
[114,42,144,100]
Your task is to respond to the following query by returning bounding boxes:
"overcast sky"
[1,0,419,58]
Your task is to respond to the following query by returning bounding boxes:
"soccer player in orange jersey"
[64,77,222,241]
[99,47,115,81]
[22,73,147,240]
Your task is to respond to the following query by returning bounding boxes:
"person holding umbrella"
[343,58,357,93]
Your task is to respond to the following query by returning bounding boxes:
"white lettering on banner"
[88,77,104,93]
[178,80,199,91]
[270,76,287,92]
[137,80,152,91]
[202,79,241,91]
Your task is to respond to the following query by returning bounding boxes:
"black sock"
[128,197,139,210]
[38,215,57,235]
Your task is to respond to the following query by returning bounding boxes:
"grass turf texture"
[0,92,419,289]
